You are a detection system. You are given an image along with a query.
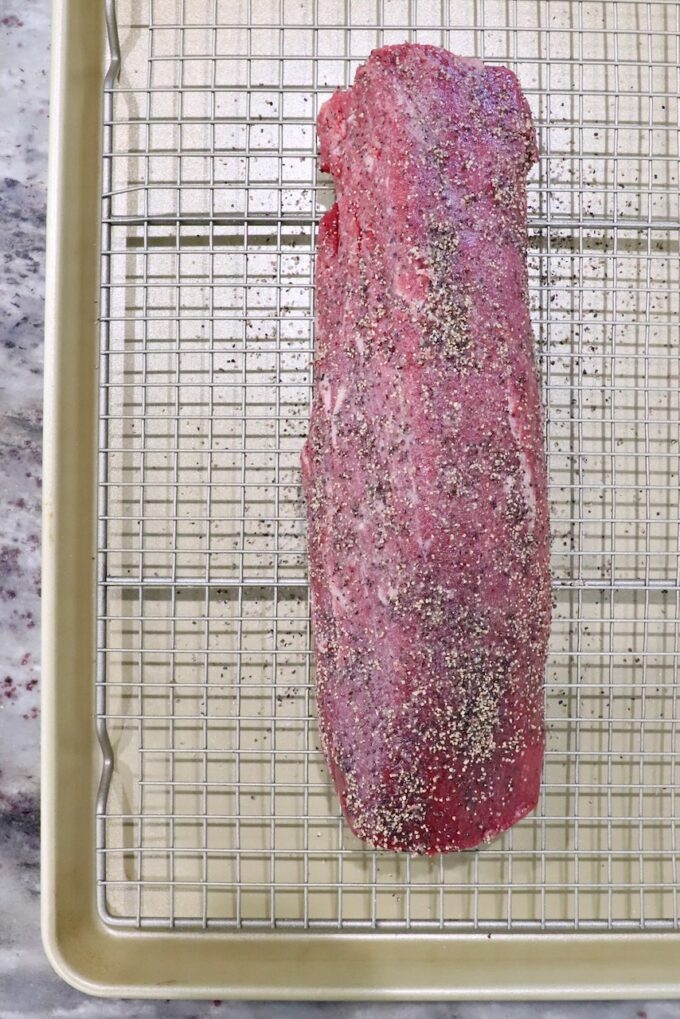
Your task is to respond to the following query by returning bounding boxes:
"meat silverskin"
[301,43,551,854]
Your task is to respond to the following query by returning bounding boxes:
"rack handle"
[104,0,121,87]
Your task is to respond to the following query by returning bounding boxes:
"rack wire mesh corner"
[96,0,680,932]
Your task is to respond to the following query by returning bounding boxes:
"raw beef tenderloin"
[301,43,551,854]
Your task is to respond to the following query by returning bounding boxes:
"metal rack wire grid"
[96,0,680,931]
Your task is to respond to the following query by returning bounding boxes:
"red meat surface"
[301,43,551,854]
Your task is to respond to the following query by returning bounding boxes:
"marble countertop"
[0,1,677,1016]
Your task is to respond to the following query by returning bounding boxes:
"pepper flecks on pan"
[302,43,550,855]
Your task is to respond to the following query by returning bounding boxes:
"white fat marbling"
[0,2,676,1016]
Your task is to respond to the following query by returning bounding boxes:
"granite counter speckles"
[0,1,45,803]
[0,0,677,1015]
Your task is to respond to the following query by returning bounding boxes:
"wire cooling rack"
[96,0,680,931]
